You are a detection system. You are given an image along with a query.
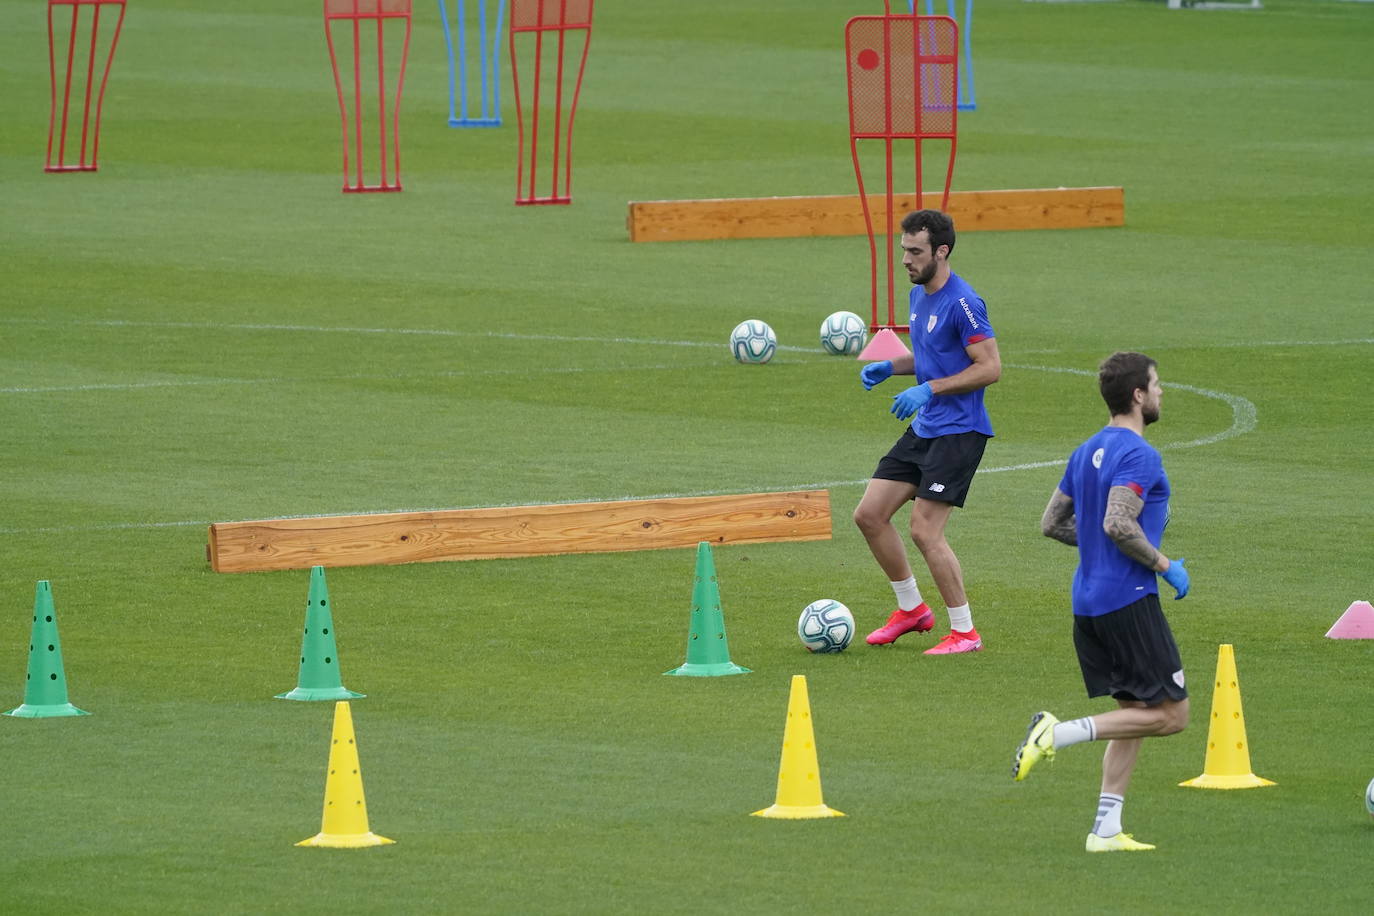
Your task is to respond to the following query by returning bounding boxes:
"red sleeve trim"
[1124,482,1144,497]
[966,334,989,344]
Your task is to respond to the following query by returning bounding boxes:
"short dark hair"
[1098,351,1157,417]
[900,209,955,257]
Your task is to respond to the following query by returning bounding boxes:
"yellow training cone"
[1179,644,1276,790]
[297,701,396,848]
[752,675,844,819]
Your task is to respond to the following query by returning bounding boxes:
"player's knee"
[1159,700,1189,735]
[852,504,885,534]
[908,523,944,553]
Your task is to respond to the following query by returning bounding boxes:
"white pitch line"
[1015,338,1374,355]
[0,367,1258,537]
[3,377,268,395]
[5,316,1370,347]
[0,362,747,395]
[3,316,1367,362]
[1156,381,1258,449]
[0,322,1266,537]
[0,316,820,355]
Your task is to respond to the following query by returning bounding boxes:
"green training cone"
[276,566,365,701]
[4,580,89,718]
[664,542,750,677]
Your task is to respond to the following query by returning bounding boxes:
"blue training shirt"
[1059,426,1171,617]
[907,272,995,438]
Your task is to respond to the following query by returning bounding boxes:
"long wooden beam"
[626,186,1124,243]
[208,490,832,573]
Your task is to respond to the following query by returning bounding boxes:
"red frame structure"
[509,0,593,205]
[323,0,412,193]
[846,10,959,331]
[46,0,127,173]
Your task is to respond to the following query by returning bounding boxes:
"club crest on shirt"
[927,314,938,333]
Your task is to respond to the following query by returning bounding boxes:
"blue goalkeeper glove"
[1161,557,1189,600]
[890,382,934,422]
[860,360,893,390]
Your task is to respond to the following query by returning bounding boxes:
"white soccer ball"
[819,310,868,356]
[729,319,776,364]
[797,599,855,654]
[1365,777,1374,819]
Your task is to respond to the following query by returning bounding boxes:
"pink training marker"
[1325,600,1374,639]
[857,327,911,361]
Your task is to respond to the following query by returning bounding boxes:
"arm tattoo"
[1103,486,1163,571]
[1040,489,1077,546]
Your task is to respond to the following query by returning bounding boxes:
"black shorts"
[1073,594,1187,705]
[871,429,989,508]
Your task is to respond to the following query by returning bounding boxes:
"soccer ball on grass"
[819,310,868,356]
[729,319,776,364]
[797,599,855,653]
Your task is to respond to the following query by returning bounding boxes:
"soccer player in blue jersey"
[853,209,1001,655]
[1011,351,1192,853]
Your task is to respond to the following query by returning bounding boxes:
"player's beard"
[1143,403,1160,425]
[908,261,937,285]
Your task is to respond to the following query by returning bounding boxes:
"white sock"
[946,603,973,633]
[1052,716,1096,750]
[1092,793,1124,837]
[890,577,923,612]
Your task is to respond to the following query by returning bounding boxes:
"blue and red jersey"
[1059,426,1171,616]
[907,272,996,438]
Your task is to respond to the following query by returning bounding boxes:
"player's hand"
[1161,557,1189,600]
[890,383,934,421]
[860,360,893,390]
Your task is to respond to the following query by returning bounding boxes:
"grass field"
[2,0,1373,912]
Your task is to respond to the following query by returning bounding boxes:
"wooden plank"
[208,490,832,573]
[626,186,1124,243]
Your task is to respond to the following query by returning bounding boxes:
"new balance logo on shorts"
[928,483,946,493]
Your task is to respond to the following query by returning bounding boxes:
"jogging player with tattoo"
[853,209,1000,655]
[1012,351,1191,853]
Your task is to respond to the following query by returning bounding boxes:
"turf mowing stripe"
[0,362,752,395]
[0,375,1257,538]
[0,316,825,354]
[1,317,1368,356]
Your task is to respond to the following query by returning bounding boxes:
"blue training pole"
[440,0,505,127]
[914,0,976,111]
[440,0,459,123]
